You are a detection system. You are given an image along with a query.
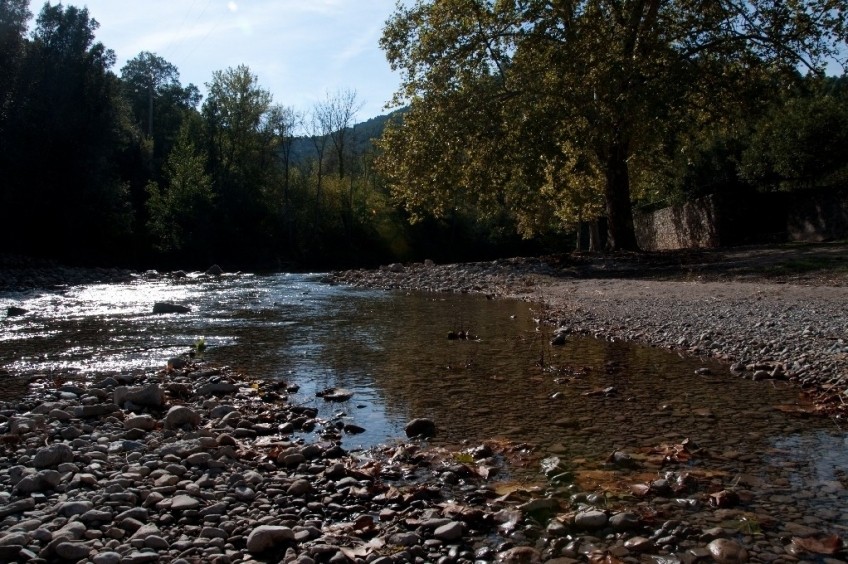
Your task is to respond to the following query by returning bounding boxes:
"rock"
[54,541,92,560]
[33,443,74,468]
[387,532,421,546]
[58,501,94,517]
[197,382,239,395]
[609,512,640,531]
[73,403,120,418]
[405,417,437,438]
[316,387,354,401]
[434,521,464,541]
[170,495,200,511]
[0,498,35,518]
[164,405,200,429]
[123,552,162,564]
[624,537,654,551]
[119,384,166,408]
[707,538,749,563]
[0,532,29,547]
[130,524,162,541]
[246,525,294,553]
[124,414,157,431]
[152,302,191,314]
[497,546,542,563]
[6,306,27,317]
[287,479,312,497]
[80,509,114,524]
[574,510,608,530]
[92,551,123,564]
[518,498,558,512]
[167,356,188,370]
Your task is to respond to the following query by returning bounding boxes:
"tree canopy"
[379,0,848,250]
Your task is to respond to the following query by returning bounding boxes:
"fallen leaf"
[588,550,624,564]
[791,535,843,555]
[630,483,650,496]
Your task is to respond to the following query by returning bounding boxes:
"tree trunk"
[603,139,639,251]
[588,220,601,252]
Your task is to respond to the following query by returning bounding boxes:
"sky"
[57,0,404,121]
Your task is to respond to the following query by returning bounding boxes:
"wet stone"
[708,538,749,563]
[575,510,609,530]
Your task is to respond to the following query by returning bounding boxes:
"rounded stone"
[33,443,74,468]
[434,521,464,541]
[246,525,294,553]
[404,418,437,438]
[708,538,749,563]
[54,541,92,560]
[164,405,201,429]
[574,510,609,530]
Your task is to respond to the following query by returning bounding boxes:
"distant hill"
[289,111,403,164]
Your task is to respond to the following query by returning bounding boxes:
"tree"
[316,88,364,180]
[380,0,848,251]
[0,2,133,260]
[0,0,30,132]
[146,124,214,255]
[120,51,200,142]
[741,83,848,189]
[266,104,302,246]
[202,64,275,259]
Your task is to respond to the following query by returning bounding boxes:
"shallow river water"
[1,273,847,537]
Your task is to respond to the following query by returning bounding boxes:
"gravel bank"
[328,255,848,413]
[2,360,846,564]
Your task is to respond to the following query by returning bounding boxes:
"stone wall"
[634,196,721,251]
[634,188,848,251]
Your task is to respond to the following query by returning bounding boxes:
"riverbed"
[2,271,847,559]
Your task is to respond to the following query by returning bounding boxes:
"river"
[1,272,847,537]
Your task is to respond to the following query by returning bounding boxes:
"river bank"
[1,244,847,563]
[328,244,848,417]
[1,359,845,564]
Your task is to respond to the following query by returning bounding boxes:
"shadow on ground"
[543,241,848,285]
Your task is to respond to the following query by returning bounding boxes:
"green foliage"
[379,0,848,251]
[742,89,848,190]
[146,125,214,254]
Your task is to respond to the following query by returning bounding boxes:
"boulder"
[6,306,27,317]
[152,302,190,314]
[124,415,157,431]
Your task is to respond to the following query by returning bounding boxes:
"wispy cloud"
[61,0,400,118]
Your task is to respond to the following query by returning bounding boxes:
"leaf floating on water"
[773,404,814,415]
[791,535,843,555]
